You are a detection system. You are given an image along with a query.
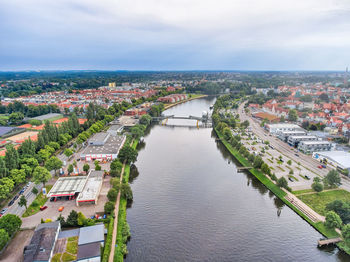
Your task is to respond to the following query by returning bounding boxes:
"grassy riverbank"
[114,140,138,261]
[214,128,340,241]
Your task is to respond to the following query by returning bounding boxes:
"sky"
[1,0,350,71]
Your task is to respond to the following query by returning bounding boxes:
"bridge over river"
[152,114,212,128]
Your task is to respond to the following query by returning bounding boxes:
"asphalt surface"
[239,102,350,192]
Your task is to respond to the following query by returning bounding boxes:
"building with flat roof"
[277,130,307,141]
[287,135,318,147]
[80,133,126,161]
[47,176,87,198]
[23,221,61,262]
[313,151,350,174]
[266,123,304,134]
[76,170,104,206]
[298,140,332,154]
[88,132,110,146]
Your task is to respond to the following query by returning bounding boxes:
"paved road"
[5,182,43,217]
[238,102,350,191]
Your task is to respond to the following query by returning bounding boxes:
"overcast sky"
[1,0,350,71]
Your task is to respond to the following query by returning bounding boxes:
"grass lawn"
[61,252,76,262]
[0,114,9,120]
[51,253,61,262]
[66,236,78,254]
[297,189,350,215]
[22,185,53,217]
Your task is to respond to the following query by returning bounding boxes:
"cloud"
[0,0,350,70]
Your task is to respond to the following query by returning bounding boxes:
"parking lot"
[239,130,318,190]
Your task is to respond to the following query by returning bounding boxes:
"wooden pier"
[318,237,342,247]
[237,166,252,171]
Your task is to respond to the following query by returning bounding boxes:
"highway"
[238,102,350,191]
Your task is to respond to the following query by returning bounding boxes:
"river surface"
[125,97,348,262]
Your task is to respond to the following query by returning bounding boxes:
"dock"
[318,237,342,247]
[237,166,252,171]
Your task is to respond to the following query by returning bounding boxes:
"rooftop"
[89,132,109,144]
[77,242,101,261]
[48,176,87,197]
[78,223,105,246]
[267,123,302,129]
[23,221,60,262]
[299,140,331,145]
[314,151,350,168]
[76,170,104,202]
[81,134,126,156]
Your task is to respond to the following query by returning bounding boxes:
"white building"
[266,123,304,134]
[287,135,318,147]
[277,130,307,141]
[298,140,332,154]
[313,151,350,174]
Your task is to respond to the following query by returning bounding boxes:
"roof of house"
[23,221,60,262]
[314,151,350,168]
[77,242,101,261]
[78,223,105,246]
[0,126,16,137]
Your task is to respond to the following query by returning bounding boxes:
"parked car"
[8,200,15,206]
[318,165,323,169]
[288,177,295,182]
[50,197,55,202]
[322,165,326,168]
[40,206,48,211]
[295,153,299,157]
[13,195,19,201]
[19,189,24,195]
[305,175,310,180]
[0,208,8,217]
[58,206,64,212]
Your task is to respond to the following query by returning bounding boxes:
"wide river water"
[125,97,348,262]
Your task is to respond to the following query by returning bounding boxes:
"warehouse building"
[313,151,350,174]
[266,123,304,134]
[47,176,87,199]
[76,170,104,206]
[287,135,318,147]
[277,130,307,141]
[80,132,126,161]
[298,140,332,154]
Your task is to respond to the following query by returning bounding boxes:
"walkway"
[109,162,126,262]
[284,191,325,223]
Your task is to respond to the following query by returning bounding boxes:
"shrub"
[104,201,115,215]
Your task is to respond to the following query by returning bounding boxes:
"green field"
[297,189,350,215]
[0,114,9,120]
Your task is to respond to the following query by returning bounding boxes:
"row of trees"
[0,214,22,251]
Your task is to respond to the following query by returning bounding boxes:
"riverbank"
[214,128,345,247]
[163,94,207,110]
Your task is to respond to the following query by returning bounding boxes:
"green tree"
[130,125,144,139]
[323,170,341,188]
[139,114,152,126]
[277,177,288,189]
[120,183,133,201]
[104,201,115,214]
[107,188,118,202]
[66,210,78,227]
[324,211,342,229]
[326,200,350,224]
[118,146,138,164]
[33,166,51,187]
[0,228,9,250]
[0,214,22,236]
[77,212,87,226]
[10,169,26,185]
[64,148,73,158]
[287,160,292,165]
[83,164,90,174]
[9,112,24,125]
[0,178,15,199]
[18,195,27,209]
[67,164,74,175]
[4,144,19,170]
[37,149,51,164]
[312,182,324,192]
[45,156,63,176]
[288,109,298,122]
[31,187,38,195]
[342,224,350,243]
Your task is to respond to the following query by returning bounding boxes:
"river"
[125,97,348,262]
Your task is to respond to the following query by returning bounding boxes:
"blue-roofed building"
[0,126,25,138]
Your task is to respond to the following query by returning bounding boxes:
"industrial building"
[298,140,332,154]
[265,123,304,134]
[80,132,126,161]
[76,170,104,206]
[277,130,307,141]
[47,176,87,199]
[287,135,318,147]
[23,221,61,262]
[313,151,350,174]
